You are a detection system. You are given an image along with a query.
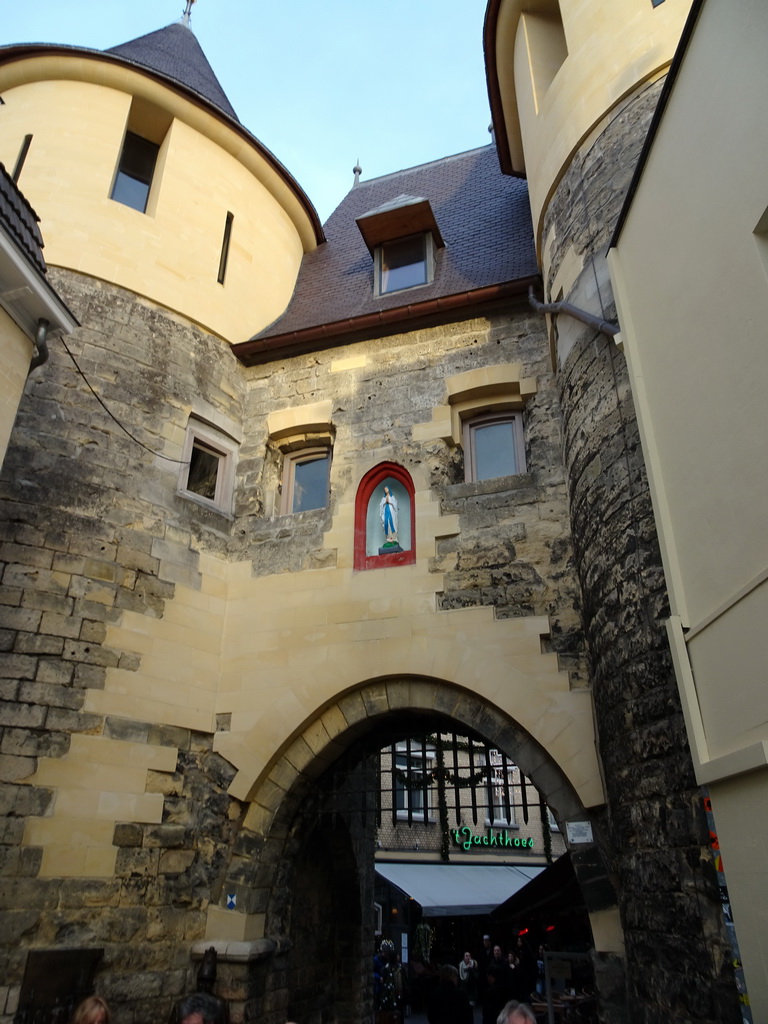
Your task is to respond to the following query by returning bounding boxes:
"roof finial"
[353,159,362,187]
[182,0,196,26]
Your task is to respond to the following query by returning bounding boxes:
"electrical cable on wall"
[58,334,188,464]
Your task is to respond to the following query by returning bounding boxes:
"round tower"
[486,2,742,1021]
[0,18,322,344]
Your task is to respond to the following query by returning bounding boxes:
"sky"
[1,0,494,223]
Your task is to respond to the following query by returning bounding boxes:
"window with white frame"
[281,447,331,514]
[178,420,237,514]
[484,749,517,827]
[375,233,434,296]
[394,742,434,823]
[463,412,526,483]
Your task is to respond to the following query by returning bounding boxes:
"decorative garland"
[389,734,555,862]
[435,741,451,861]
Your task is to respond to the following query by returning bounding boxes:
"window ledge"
[444,472,535,500]
[178,489,235,521]
[274,506,330,521]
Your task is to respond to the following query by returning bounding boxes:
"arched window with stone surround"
[353,463,416,570]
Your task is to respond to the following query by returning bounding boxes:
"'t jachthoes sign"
[451,826,534,850]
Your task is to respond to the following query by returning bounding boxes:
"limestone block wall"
[0,271,250,1021]
[0,268,595,1021]
[542,86,741,1023]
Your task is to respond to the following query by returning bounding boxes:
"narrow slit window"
[111,131,159,213]
[12,134,33,183]
[217,212,234,284]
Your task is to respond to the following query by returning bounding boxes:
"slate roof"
[0,162,46,276]
[241,145,538,358]
[106,21,238,122]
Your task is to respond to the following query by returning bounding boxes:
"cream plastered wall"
[0,61,314,343]
[608,0,768,1013]
[494,0,692,251]
[23,461,603,886]
[0,309,31,467]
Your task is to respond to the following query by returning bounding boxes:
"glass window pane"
[119,132,158,182]
[473,421,518,480]
[111,172,151,213]
[293,454,329,512]
[111,132,158,212]
[187,442,220,500]
[380,236,427,293]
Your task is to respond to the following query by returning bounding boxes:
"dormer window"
[376,233,434,296]
[356,194,444,298]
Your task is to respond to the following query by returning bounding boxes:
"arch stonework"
[206,674,600,945]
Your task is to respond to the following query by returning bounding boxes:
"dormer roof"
[106,21,238,122]
[355,194,445,253]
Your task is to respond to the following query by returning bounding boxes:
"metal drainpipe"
[528,286,619,338]
[28,318,50,374]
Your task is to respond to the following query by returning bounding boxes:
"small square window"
[464,413,526,483]
[376,234,432,296]
[111,131,159,213]
[179,421,237,514]
[281,448,331,514]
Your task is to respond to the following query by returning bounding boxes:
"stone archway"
[205,677,617,1024]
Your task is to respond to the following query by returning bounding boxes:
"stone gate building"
[0,2,753,1023]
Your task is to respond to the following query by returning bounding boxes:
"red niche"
[354,462,416,570]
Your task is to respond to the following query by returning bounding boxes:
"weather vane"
[182,0,197,25]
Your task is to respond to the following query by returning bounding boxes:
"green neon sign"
[451,826,534,850]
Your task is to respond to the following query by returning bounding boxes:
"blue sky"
[2,0,493,223]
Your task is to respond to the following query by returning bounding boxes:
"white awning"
[375,862,544,917]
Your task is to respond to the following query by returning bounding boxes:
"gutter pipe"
[28,318,50,374]
[528,286,619,339]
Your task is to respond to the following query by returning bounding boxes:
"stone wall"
[0,267,585,1022]
[238,307,585,681]
[544,84,741,1023]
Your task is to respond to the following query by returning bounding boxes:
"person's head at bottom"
[178,993,222,1024]
[71,996,110,1024]
[496,1000,537,1024]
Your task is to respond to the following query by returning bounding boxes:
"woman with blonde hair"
[71,995,110,1024]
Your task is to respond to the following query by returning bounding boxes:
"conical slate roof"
[106,21,238,122]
